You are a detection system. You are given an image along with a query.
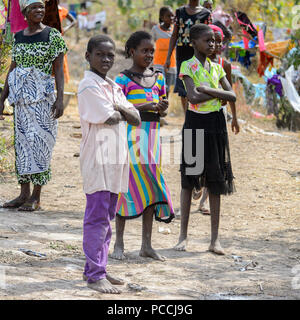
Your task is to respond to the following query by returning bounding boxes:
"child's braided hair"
[125,31,153,59]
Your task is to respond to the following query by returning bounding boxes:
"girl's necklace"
[127,69,156,80]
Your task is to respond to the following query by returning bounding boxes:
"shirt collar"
[192,56,212,68]
[84,70,121,90]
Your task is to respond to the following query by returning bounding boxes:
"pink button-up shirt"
[77,71,138,195]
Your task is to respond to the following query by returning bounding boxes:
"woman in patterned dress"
[0,0,67,211]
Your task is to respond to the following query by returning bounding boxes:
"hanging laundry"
[10,0,28,33]
[86,11,106,30]
[0,0,8,29]
[235,11,257,39]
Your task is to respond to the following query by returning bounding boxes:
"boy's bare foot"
[110,245,126,260]
[87,278,121,294]
[174,239,187,251]
[209,241,225,255]
[139,247,166,261]
[18,199,40,212]
[2,196,29,209]
[83,273,124,285]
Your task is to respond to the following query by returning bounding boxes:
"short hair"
[159,6,172,23]
[125,31,152,58]
[189,23,213,41]
[87,35,116,53]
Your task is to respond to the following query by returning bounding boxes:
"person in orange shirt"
[58,1,76,83]
[151,6,176,97]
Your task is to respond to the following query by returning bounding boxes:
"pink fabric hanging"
[242,29,249,50]
[258,28,266,52]
[10,0,28,33]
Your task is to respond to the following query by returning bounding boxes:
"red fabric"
[257,52,273,77]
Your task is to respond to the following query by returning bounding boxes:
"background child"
[175,24,238,255]
[164,0,211,113]
[77,35,140,294]
[111,31,175,262]
[151,6,176,97]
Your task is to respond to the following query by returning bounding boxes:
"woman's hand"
[231,116,240,135]
[52,98,64,119]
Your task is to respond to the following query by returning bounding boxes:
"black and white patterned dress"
[8,26,67,185]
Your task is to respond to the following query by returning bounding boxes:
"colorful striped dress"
[115,70,174,223]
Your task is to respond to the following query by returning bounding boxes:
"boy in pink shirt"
[77,35,140,294]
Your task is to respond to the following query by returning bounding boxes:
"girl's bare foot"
[2,196,29,209]
[87,278,121,294]
[174,239,187,251]
[139,247,166,261]
[209,241,225,255]
[110,244,126,260]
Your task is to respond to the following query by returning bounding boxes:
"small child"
[151,6,176,97]
[111,31,175,262]
[175,24,238,255]
[77,35,141,294]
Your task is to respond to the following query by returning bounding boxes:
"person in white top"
[77,35,140,294]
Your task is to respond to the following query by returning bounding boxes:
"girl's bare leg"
[140,206,165,261]
[174,188,192,251]
[208,192,225,255]
[110,215,126,260]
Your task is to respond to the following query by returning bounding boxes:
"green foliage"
[0,33,12,78]
[163,0,186,7]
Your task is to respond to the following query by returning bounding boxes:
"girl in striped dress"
[111,31,175,262]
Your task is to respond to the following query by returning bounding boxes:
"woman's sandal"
[198,207,210,215]
[192,188,203,200]
[17,200,41,212]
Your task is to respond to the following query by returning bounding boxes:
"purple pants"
[83,191,118,284]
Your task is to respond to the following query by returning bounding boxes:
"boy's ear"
[85,51,90,62]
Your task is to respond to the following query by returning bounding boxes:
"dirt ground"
[0,38,300,301]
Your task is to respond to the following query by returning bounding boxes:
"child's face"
[86,42,115,77]
[192,30,215,57]
[214,33,223,55]
[203,1,213,11]
[131,39,155,68]
[162,10,174,25]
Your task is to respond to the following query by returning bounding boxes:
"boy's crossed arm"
[108,104,141,127]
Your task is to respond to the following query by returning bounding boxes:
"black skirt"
[180,110,235,195]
